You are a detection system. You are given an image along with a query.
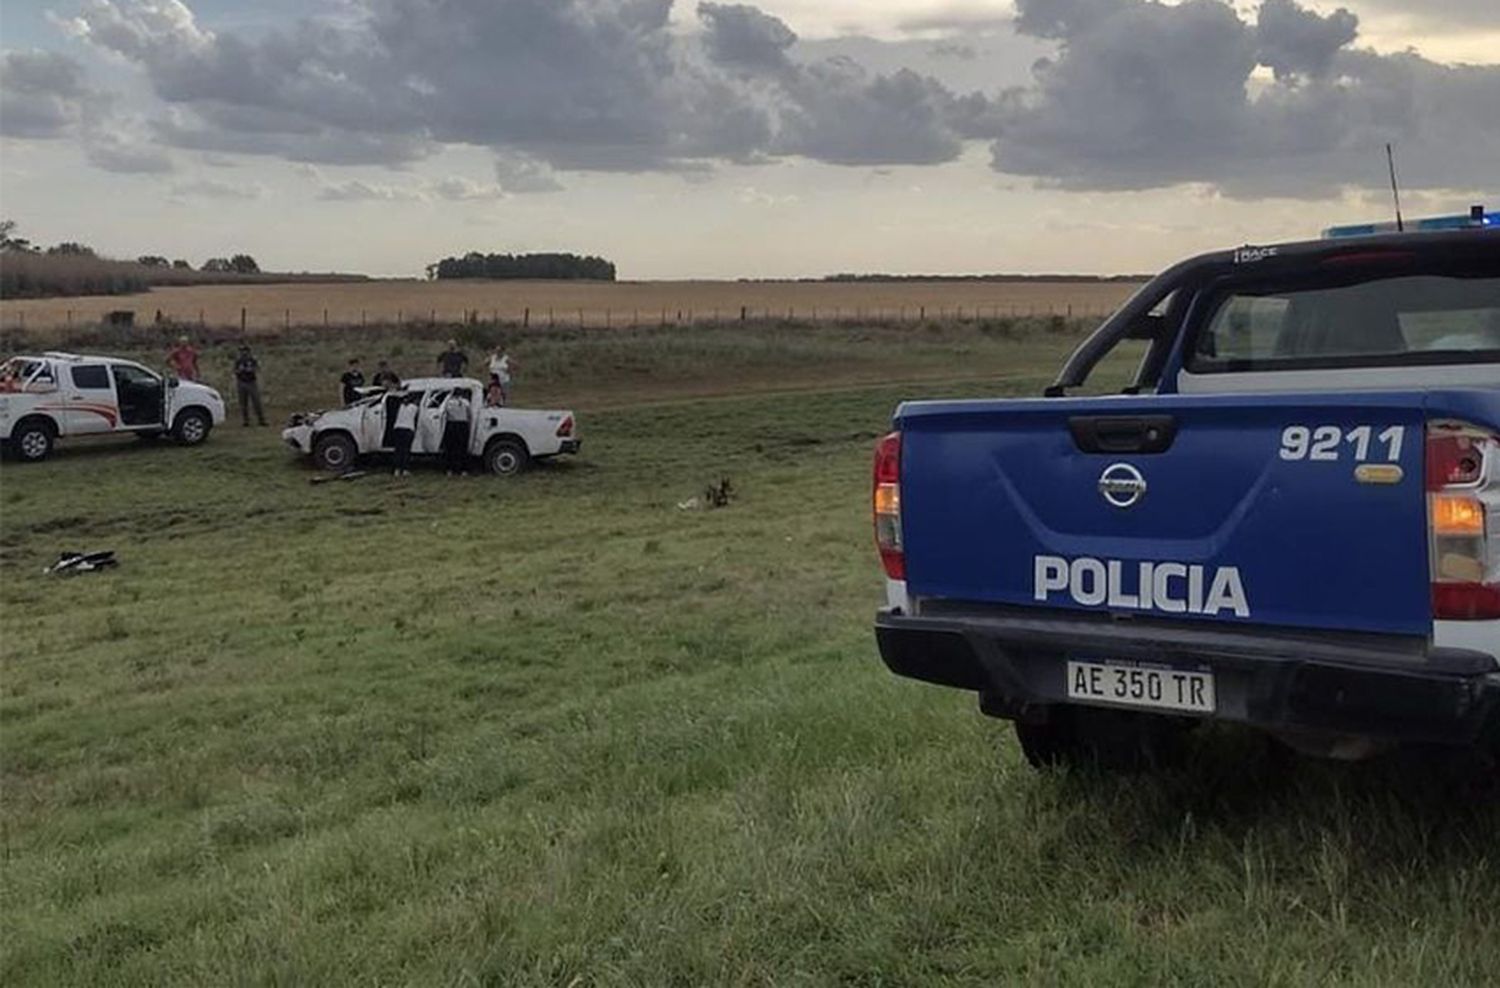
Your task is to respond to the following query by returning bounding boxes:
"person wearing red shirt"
[166,336,200,381]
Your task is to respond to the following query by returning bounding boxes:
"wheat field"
[0,278,1142,332]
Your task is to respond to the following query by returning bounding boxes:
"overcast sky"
[1,0,1496,278]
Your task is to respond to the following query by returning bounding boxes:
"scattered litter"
[678,477,735,511]
[310,470,367,485]
[45,550,118,576]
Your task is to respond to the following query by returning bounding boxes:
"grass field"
[3,320,1499,986]
[0,278,1142,333]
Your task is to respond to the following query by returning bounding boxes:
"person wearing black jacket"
[372,360,401,390]
[340,358,365,405]
[233,345,267,426]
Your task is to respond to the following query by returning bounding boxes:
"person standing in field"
[437,340,468,378]
[233,344,268,427]
[166,336,200,381]
[441,387,472,476]
[391,393,419,477]
[372,359,401,390]
[487,346,515,405]
[340,357,365,405]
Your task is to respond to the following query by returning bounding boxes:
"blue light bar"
[1324,207,1496,239]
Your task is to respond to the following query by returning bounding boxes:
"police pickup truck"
[874,211,1499,768]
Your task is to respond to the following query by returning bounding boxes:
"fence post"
[739,306,746,322]
[324,308,329,327]
[67,310,73,328]
[523,307,530,328]
[361,310,366,328]
[549,308,554,328]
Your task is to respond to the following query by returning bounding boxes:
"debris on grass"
[44,550,118,575]
[678,476,735,510]
[310,470,367,485]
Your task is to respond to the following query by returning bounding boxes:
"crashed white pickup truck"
[282,376,580,475]
[0,352,226,462]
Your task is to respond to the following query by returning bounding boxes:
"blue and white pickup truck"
[875,212,1499,767]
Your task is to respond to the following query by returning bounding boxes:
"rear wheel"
[483,438,529,476]
[10,419,55,462]
[313,432,358,472]
[173,408,211,445]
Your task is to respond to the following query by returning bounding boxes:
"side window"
[112,364,160,389]
[424,389,450,408]
[71,365,112,390]
[1196,296,1291,362]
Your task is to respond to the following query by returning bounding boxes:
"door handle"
[1068,415,1177,454]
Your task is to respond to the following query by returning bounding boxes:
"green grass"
[3,321,1498,986]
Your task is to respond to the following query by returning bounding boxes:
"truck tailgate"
[896,390,1500,637]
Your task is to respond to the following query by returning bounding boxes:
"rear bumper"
[559,439,581,454]
[876,607,1500,746]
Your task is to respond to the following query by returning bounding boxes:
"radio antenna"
[1385,143,1405,232]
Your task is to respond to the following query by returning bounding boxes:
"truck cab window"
[71,365,112,390]
[1190,273,1500,372]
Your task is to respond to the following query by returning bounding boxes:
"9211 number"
[1279,425,1404,463]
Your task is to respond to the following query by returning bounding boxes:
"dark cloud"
[39,0,1500,198]
[0,49,105,138]
[994,0,1500,196]
[62,0,988,174]
[1256,0,1358,81]
[698,2,796,73]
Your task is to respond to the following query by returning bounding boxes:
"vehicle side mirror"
[168,376,180,388]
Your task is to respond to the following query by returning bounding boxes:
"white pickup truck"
[0,352,226,462]
[281,377,580,475]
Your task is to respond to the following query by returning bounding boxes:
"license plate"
[1065,660,1216,714]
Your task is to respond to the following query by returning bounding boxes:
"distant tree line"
[0,219,276,298]
[427,251,616,282]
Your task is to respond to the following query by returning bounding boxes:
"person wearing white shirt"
[391,395,419,477]
[441,389,472,476]
[487,348,514,405]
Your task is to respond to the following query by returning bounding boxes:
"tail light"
[556,415,574,438]
[1427,420,1499,620]
[873,431,904,579]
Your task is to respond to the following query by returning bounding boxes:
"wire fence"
[0,300,1121,335]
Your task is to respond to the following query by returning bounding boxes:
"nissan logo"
[1098,463,1147,509]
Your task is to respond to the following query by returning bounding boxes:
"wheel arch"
[172,404,212,428]
[484,432,531,456]
[12,412,60,439]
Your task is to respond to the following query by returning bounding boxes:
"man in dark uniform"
[340,358,365,405]
[234,345,268,426]
[436,340,468,377]
[372,359,401,390]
